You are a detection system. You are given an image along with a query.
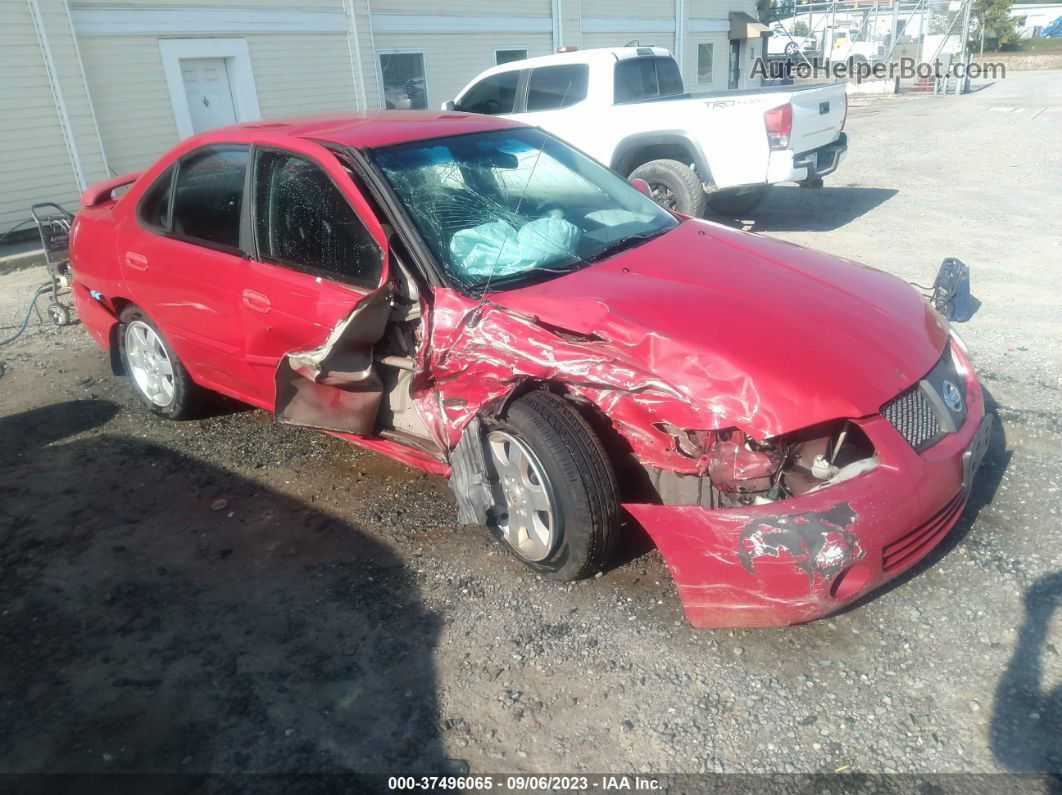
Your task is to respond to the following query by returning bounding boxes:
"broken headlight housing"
[648,420,879,509]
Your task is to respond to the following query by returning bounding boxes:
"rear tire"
[707,185,771,217]
[484,390,622,581]
[118,306,200,419]
[629,159,706,217]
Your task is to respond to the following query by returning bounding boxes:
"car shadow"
[709,186,899,233]
[990,571,1062,772]
[834,384,1011,617]
[0,400,450,786]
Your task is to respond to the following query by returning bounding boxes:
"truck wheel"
[708,185,770,217]
[118,306,201,419]
[629,159,706,217]
[484,390,621,581]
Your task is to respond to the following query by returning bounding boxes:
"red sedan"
[69,112,991,627]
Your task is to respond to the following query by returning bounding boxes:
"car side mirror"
[629,177,653,198]
[442,100,457,112]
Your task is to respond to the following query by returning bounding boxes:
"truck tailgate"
[788,84,846,154]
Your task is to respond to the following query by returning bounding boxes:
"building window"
[698,43,714,83]
[380,52,427,110]
[496,48,528,65]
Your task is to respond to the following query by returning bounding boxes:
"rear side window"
[526,64,589,111]
[137,165,174,231]
[253,150,381,287]
[614,57,684,103]
[458,70,520,115]
[171,145,249,250]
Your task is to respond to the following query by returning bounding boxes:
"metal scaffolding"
[767,0,977,93]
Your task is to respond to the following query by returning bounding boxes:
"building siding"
[1,0,107,231]
[77,35,182,175]
[373,31,554,109]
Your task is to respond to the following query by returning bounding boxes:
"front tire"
[118,306,200,419]
[629,159,706,217]
[707,184,770,217]
[484,391,621,581]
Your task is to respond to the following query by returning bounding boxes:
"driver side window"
[457,70,520,115]
[253,150,382,288]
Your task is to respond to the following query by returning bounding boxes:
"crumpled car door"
[239,136,394,436]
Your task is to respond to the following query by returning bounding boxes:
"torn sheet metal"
[275,285,392,434]
[408,220,952,476]
[623,404,984,627]
[447,416,495,524]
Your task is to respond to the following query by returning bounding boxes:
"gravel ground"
[0,71,1059,783]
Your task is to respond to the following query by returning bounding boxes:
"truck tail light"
[764,103,792,151]
[841,92,849,130]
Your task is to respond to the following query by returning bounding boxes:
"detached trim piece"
[449,417,496,525]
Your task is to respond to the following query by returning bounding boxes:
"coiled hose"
[0,283,53,347]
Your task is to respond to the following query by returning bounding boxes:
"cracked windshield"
[371,128,678,290]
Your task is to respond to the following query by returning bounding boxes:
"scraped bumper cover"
[626,367,987,628]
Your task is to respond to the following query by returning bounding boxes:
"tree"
[793,20,810,37]
[973,0,1020,48]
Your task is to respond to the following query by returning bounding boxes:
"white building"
[1010,3,1062,36]
[1,0,767,232]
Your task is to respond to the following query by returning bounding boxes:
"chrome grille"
[881,384,942,450]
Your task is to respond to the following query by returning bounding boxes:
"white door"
[181,58,238,133]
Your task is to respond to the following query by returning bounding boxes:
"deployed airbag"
[449,215,581,277]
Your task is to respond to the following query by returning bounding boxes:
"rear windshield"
[613,57,684,103]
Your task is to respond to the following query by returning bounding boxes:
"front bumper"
[625,356,987,628]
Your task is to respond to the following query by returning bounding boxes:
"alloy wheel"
[487,430,558,562]
[649,181,678,211]
[125,320,175,407]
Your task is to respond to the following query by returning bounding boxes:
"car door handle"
[242,289,270,313]
[124,251,148,271]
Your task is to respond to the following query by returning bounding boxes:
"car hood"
[491,219,948,438]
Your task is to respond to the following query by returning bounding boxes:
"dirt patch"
[973,52,1062,70]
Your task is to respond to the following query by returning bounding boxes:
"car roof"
[201,110,526,150]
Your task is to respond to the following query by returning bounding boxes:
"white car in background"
[767,23,818,58]
[446,46,848,217]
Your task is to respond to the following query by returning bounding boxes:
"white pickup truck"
[445,46,848,216]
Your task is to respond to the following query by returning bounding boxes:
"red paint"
[71,112,983,628]
[628,364,984,627]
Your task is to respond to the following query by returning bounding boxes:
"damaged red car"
[70,112,992,628]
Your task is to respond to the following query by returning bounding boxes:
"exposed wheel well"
[613,143,698,179]
[107,297,134,375]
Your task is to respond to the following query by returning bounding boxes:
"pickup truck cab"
[446,46,848,216]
